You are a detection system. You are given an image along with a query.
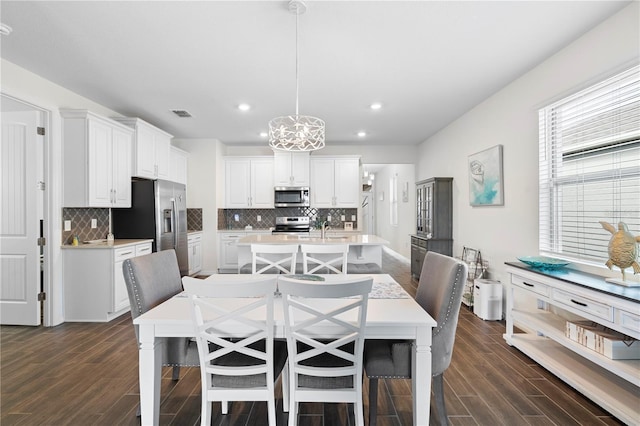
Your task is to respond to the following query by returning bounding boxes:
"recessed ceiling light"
[238,103,251,111]
[370,103,382,110]
[357,131,367,137]
[259,132,268,137]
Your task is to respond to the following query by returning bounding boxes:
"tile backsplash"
[187,208,203,231]
[62,208,110,244]
[218,207,358,230]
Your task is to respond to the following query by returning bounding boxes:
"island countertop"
[236,234,389,246]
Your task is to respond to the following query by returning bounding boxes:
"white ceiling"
[0,1,630,147]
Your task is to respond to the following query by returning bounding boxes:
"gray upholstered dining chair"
[363,251,468,426]
[122,249,199,382]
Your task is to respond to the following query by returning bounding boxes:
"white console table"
[504,262,640,425]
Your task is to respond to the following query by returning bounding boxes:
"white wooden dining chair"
[240,243,299,274]
[278,275,373,426]
[300,243,348,274]
[182,275,287,426]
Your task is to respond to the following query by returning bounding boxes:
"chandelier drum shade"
[269,0,325,152]
[269,115,325,151]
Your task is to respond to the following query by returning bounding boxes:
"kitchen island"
[236,234,389,274]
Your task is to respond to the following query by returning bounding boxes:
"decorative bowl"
[517,256,570,270]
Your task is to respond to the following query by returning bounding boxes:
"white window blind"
[539,64,640,264]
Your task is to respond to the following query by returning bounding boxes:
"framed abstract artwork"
[468,144,504,206]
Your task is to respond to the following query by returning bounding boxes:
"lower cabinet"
[188,232,203,275]
[218,230,271,273]
[410,235,452,278]
[63,240,152,322]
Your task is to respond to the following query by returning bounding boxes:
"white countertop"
[237,234,388,246]
[61,238,153,249]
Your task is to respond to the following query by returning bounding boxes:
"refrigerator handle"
[171,198,178,249]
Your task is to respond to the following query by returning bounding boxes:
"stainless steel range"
[272,216,310,235]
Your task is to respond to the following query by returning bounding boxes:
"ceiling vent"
[171,109,192,118]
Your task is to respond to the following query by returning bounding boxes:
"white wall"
[371,164,415,258]
[416,3,639,284]
[172,138,222,275]
[1,59,125,326]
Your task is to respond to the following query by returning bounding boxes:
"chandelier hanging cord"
[268,0,325,152]
[295,6,299,116]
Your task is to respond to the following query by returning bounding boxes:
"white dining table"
[133,274,436,425]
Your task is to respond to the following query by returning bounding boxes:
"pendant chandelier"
[269,0,325,152]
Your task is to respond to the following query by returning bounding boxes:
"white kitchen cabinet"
[505,263,640,424]
[273,151,310,186]
[170,146,188,184]
[63,240,153,322]
[112,117,172,180]
[188,232,202,275]
[218,231,245,273]
[310,156,360,207]
[61,109,133,208]
[218,230,271,273]
[224,157,274,208]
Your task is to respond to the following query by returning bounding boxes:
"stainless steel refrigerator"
[112,179,188,276]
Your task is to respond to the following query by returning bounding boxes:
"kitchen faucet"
[321,220,331,239]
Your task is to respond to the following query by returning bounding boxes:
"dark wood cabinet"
[411,177,453,278]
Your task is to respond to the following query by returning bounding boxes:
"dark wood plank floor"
[1,249,624,425]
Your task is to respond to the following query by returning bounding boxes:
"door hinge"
[37,127,45,136]
[37,237,46,246]
[37,292,46,301]
[37,181,45,191]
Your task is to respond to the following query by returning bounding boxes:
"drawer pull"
[570,299,588,307]
[119,251,133,256]
[523,282,535,287]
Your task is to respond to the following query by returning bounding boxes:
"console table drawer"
[512,274,549,297]
[553,288,612,321]
[617,308,640,338]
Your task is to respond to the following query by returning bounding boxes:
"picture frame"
[468,144,504,206]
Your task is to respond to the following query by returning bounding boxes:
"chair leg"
[221,400,229,415]
[282,361,290,412]
[201,400,211,426]
[268,397,276,426]
[172,365,181,381]
[433,373,448,426]
[355,382,365,426]
[368,377,379,426]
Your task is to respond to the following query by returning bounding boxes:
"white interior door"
[1,111,41,325]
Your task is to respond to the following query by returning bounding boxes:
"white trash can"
[473,278,503,320]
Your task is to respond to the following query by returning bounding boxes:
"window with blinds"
[538,64,640,264]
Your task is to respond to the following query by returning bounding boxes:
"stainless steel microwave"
[274,187,310,207]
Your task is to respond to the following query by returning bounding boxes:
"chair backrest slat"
[251,243,299,274]
[300,244,349,274]
[278,276,372,381]
[183,276,278,378]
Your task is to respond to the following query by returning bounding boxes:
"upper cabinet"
[225,157,274,208]
[112,117,172,180]
[60,109,133,208]
[169,146,188,185]
[273,151,310,187]
[310,156,360,208]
